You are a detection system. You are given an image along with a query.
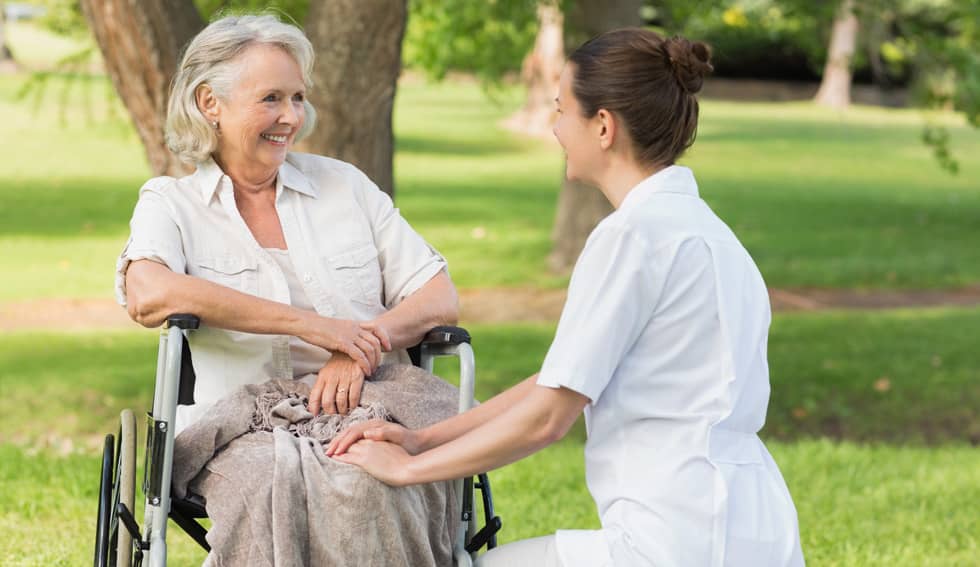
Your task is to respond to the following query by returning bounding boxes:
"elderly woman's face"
[212,44,306,174]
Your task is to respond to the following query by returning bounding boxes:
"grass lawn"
[2,439,977,567]
[1,306,978,564]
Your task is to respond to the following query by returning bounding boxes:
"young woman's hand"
[325,419,421,457]
[332,440,414,487]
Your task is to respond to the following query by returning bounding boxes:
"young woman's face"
[212,44,306,174]
[553,64,600,184]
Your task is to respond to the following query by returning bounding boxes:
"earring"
[211,120,219,130]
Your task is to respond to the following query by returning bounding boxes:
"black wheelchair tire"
[94,434,114,567]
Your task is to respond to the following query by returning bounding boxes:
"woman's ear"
[596,108,616,151]
[195,84,220,122]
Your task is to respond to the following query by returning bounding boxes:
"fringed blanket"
[172,364,461,567]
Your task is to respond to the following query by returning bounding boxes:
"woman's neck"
[213,154,278,195]
[595,157,662,209]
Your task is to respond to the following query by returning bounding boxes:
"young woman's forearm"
[415,375,540,451]
[372,270,459,349]
[405,385,588,484]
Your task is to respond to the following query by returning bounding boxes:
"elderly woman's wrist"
[291,308,317,341]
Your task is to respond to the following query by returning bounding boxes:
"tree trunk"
[502,2,564,138]
[79,0,203,177]
[0,1,19,73]
[547,0,643,273]
[814,0,858,109]
[304,1,407,197]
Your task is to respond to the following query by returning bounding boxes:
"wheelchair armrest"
[407,326,470,368]
[166,314,200,330]
[419,325,471,346]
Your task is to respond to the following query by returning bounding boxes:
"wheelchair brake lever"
[464,515,502,554]
[116,502,142,541]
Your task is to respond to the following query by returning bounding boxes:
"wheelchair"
[94,314,502,567]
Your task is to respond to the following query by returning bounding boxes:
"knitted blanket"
[172,364,461,567]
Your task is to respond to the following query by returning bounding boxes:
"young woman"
[329,28,805,567]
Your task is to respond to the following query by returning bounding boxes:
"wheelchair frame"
[94,314,501,567]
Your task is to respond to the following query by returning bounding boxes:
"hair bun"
[663,37,713,95]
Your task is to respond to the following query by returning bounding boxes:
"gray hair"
[165,14,317,164]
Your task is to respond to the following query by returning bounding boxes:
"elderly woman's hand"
[309,353,366,416]
[325,419,421,457]
[299,314,383,375]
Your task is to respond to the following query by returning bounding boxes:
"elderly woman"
[115,14,459,566]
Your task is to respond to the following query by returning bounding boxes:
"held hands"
[325,420,421,487]
[300,314,391,375]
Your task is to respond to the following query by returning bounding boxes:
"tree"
[79,0,204,177]
[502,1,565,138]
[813,0,858,109]
[303,0,407,196]
[547,0,644,273]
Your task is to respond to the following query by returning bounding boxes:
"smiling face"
[553,64,602,185]
[202,43,307,180]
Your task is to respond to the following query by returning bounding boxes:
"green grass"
[2,432,977,565]
[1,308,978,564]
[2,61,979,300]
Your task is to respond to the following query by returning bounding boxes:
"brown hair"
[568,28,713,167]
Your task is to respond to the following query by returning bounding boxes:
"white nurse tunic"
[537,166,804,567]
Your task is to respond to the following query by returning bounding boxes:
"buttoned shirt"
[115,152,447,432]
[537,166,804,566]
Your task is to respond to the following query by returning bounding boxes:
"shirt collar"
[618,165,699,213]
[193,154,317,203]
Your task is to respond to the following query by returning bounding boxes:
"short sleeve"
[537,222,665,402]
[114,182,186,306]
[355,174,448,308]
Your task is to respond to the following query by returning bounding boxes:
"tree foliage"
[857,0,979,171]
[403,0,539,85]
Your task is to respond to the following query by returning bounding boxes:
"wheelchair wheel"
[94,434,114,567]
[113,409,137,567]
[94,410,138,567]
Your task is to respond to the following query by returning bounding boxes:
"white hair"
[165,14,317,164]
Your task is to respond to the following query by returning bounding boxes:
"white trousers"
[475,535,563,567]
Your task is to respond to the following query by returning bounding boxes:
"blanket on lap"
[172,364,461,567]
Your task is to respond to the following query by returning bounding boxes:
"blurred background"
[0,1,977,565]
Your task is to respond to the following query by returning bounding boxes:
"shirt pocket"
[195,252,259,296]
[326,243,383,307]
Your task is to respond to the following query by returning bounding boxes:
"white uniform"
[537,166,804,566]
